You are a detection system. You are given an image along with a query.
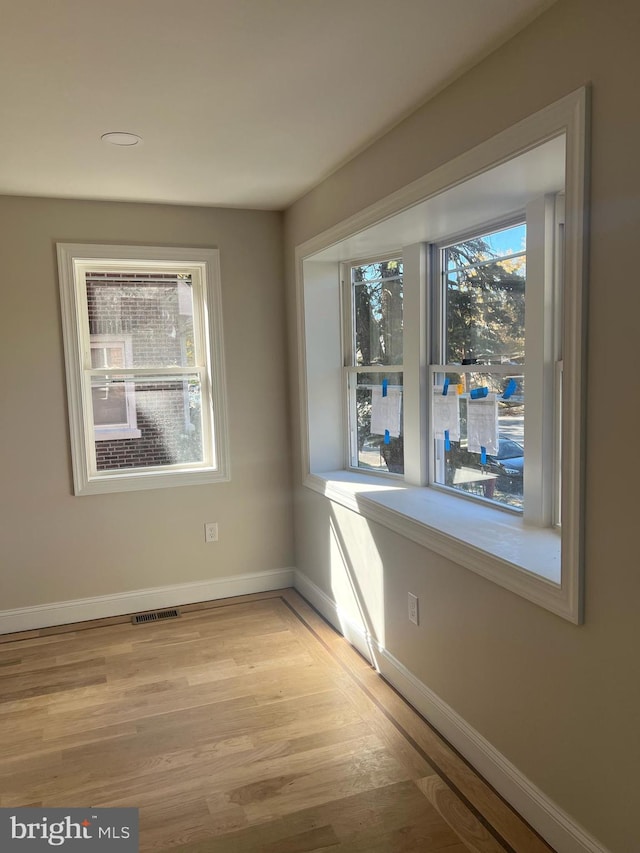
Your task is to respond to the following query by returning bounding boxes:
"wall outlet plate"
[204,522,218,543]
[408,592,419,625]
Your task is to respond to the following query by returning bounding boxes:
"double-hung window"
[57,244,230,495]
[340,205,562,518]
[430,205,563,525]
[430,221,528,511]
[343,257,404,475]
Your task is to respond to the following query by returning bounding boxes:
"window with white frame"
[429,204,563,525]
[57,244,230,495]
[342,209,561,520]
[343,257,404,475]
[298,89,587,622]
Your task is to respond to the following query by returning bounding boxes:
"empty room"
[0,1,638,851]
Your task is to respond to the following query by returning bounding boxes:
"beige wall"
[0,196,293,608]
[285,0,640,849]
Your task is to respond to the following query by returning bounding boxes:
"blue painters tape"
[442,378,450,396]
[384,429,390,444]
[470,387,489,399]
[444,429,451,451]
[503,378,517,399]
[481,446,487,464]
[382,378,388,397]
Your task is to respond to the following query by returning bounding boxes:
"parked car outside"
[488,436,524,480]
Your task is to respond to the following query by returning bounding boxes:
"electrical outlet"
[204,522,218,543]
[408,592,419,625]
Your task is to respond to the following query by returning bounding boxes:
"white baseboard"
[0,568,295,635]
[293,569,608,853]
[293,569,376,663]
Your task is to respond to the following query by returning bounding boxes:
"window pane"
[90,345,126,369]
[352,372,404,474]
[92,382,127,426]
[91,375,204,470]
[445,224,525,365]
[432,370,524,510]
[86,272,195,368]
[352,260,403,366]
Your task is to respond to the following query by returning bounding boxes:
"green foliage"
[353,260,404,472]
[446,237,525,364]
[353,260,403,366]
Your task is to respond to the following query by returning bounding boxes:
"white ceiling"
[0,0,555,210]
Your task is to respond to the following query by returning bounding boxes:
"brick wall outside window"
[87,273,202,470]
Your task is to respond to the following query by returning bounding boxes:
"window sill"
[78,466,230,496]
[305,470,571,620]
[95,428,142,441]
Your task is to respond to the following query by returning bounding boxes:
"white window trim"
[295,88,588,624]
[57,244,230,495]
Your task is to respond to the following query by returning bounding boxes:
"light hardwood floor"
[0,590,553,852]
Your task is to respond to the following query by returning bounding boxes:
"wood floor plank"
[183,781,463,853]
[0,591,553,852]
[416,775,509,852]
[0,656,107,702]
[280,589,553,853]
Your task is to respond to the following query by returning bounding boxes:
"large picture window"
[57,244,230,495]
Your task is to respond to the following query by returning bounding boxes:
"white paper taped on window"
[371,386,402,437]
[432,386,460,441]
[467,394,498,455]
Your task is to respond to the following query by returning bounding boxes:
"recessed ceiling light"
[101,132,142,147]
